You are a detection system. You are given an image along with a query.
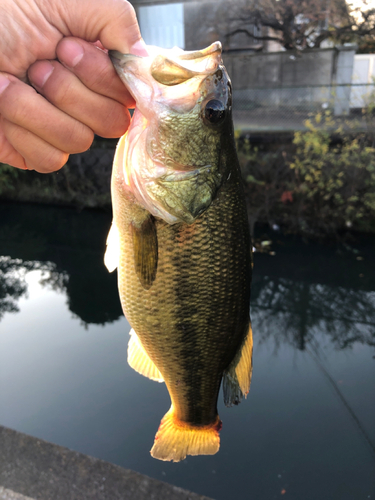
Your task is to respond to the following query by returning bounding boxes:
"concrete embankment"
[0,426,212,500]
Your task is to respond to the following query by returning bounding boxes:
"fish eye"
[204,99,226,125]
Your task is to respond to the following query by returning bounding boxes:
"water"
[0,201,374,500]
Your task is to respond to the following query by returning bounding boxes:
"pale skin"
[0,0,147,173]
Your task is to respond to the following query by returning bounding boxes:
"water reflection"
[0,257,28,319]
[252,277,375,351]
[0,256,65,320]
[1,202,374,355]
[0,203,122,325]
[1,203,374,499]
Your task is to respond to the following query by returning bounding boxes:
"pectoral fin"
[223,321,253,407]
[104,222,120,272]
[128,329,164,382]
[131,215,158,289]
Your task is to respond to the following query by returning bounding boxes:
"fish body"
[106,43,253,462]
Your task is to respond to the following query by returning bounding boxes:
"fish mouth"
[109,51,141,67]
[109,42,222,87]
[177,42,222,61]
[109,42,224,120]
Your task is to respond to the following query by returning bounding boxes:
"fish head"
[110,42,233,224]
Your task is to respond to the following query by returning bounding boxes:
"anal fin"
[223,321,253,407]
[128,329,164,383]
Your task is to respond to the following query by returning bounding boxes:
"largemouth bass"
[105,42,253,462]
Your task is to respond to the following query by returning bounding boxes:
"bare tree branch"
[224,0,375,51]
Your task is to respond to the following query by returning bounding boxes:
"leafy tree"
[226,0,375,51]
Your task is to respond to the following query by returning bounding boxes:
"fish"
[105,42,253,462]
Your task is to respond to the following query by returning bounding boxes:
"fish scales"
[106,42,253,462]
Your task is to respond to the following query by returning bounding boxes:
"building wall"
[224,46,356,115]
[223,48,337,89]
[350,54,375,108]
[137,2,184,48]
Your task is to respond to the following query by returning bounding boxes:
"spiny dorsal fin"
[223,321,253,407]
[131,215,158,289]
[128,329,164,382]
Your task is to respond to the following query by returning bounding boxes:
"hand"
[0,0,147,173]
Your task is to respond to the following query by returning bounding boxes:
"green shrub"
[237,109,375,236]
[0,163,19,195]
[290,111,375,233]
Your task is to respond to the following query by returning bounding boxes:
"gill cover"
[110,42,232,224]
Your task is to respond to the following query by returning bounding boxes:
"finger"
[0,73,94,154]
[28,59,131,138]
[2,117,69,173]
[0,126,27,170]
[56,37,135,107]
[48,0,148,55]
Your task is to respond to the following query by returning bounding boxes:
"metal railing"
[232,83,375,132]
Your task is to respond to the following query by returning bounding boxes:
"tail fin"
[150,407,221,462]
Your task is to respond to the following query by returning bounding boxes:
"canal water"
[0,202,374,500]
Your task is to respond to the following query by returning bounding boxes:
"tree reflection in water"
[0,257,28,319]
[251,276,375,351]
[1,254,374,354]
[0,203,123,326]
[0,202,374,352]
[0,256,67,321]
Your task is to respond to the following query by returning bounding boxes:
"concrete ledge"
[0,426,212,500]
[0,487,34,500]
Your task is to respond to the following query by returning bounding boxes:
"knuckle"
[96,106,130,138]
[1,83,36,124]
[118,4,142,44]
[122,1,137,18]
[29,151,70,173]
[49,77,76,108]
[91,62,112,90]
[66,124,94,153]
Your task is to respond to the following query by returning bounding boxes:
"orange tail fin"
[150,407,222,462]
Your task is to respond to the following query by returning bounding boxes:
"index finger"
[56,38,135,108]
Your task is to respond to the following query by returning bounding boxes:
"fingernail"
[0,75,10,94]
[59,39,84,67]
[130,39,148,57]
[30,61,54,89]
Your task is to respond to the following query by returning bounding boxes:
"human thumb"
[47,0,148,55]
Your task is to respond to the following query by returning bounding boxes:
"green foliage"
[290,111,375,233]
[0,163,19,195]
[237,107,375,236]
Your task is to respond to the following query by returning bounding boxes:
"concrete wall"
[0,426,212,500]
[350,54,375,108]
[223,46,356,115]
[223,48,338,89]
